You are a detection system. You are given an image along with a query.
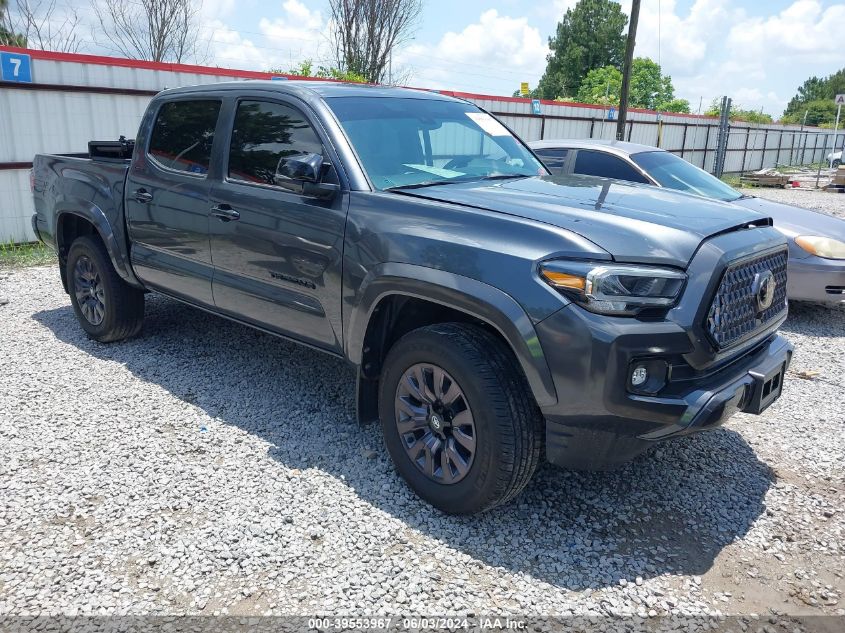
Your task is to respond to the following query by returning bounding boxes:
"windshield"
[326,97,546,190]
[631,151,742,202]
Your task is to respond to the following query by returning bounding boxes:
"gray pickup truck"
[32,81,793,514]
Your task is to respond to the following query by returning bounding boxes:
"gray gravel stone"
[0,258,843,617]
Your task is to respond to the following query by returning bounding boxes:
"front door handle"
[132,189,153,204]
[210,204,240,222]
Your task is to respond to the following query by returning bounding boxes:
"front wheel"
[378,323,543,514]
[66,235,145,342]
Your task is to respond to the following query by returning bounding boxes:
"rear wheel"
[66,235,144,342]
[834,159,841,168]
[378,323,543,514]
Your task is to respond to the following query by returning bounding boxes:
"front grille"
[706,249,788,349]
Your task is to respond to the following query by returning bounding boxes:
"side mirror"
[275,152,339,200]
[276,152,323,184]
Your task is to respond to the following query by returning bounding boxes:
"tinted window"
[631,151,741,201]
[148,100,221,175]
[573,150,649,184]
[228,101,324,186]
[534,148,569,175]
[327,97,545,190]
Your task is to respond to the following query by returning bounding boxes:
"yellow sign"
[520,82,529,96]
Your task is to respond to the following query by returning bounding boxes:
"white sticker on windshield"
[465,112,511,137]
[403,164,465,178]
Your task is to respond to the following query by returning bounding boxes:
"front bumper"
[787,255,845,304]
[535,303,793,471]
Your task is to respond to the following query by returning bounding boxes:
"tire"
[834,159,841,168]
[66,235,144,342]
[378,323,543,515]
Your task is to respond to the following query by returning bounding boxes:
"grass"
[719,174,743,187]
[0,241,57,269]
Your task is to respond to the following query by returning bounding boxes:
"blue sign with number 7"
[1,52,33,83]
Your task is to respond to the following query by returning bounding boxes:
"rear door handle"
[210,204,240,222]
[132,189,153,204]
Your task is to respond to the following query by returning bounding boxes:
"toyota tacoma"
[32,82,793,514]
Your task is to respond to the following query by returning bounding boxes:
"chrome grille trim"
[706,249,788,349]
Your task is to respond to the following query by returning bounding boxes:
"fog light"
[628,359,669,395]
[631,365,648,386]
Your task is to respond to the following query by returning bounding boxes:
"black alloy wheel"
[72,255,106,325]
[394,362,476,484]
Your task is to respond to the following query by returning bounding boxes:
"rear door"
[125,97,222,307]
[208,96,348,352]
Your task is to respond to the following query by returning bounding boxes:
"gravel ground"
[1,250,843,623]
[739,185,845,221]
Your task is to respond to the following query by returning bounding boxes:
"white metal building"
[1,45,842,243]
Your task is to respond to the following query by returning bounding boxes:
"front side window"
[228,100,325,186]
[572,150,649,184]
[148,100,221,175]
[326,97,546,190]
[534,148,569,175]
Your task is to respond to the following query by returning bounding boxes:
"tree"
[536,0,627,100]
[0,0,27,46]
[269,59,367,83]
[328,0,422,84]
[780,101,837,127]
[2,0,81,52]
[93,0,208,63]
[575,58,690,113]
[782,68,845,126]
[704,99,773,124]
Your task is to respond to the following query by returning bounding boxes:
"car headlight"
[795,235,845,260]
[539,261,687,316]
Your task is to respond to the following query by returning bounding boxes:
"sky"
[58,0,845,117]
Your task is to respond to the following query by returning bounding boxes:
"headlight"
[539,261,687,316]
[795,235,845,260]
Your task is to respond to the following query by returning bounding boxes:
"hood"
[732,195,845,241]
[394,175,769,267]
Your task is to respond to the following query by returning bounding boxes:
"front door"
[125,98,222,307]
[209,98,348,352]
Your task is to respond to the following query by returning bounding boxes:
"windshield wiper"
[384,179,465,191]
[385,173,533,192]
[482,174,533,180]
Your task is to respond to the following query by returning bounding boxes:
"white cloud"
[397,10,548,93]
[202,0,329,72]
[615,0,844,115]
[620,0,743,70]
[201,0,237,21]
[203,21,266,69]
[197,0,842,118]
[727,0,844,63]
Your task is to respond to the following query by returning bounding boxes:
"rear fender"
[56,205,141,289]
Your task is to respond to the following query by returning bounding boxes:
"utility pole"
[829,103,841,168]
[616,0,641,140]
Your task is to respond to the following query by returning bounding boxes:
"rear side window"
[148,100,221,175]
[228,100,325,185]
[534,148,569,175]
[573,150,649,184]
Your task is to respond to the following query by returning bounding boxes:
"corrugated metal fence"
[2,46,844,243]
[462,95,845,175]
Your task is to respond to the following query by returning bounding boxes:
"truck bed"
[31,151,133,287]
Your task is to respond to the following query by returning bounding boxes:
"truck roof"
[160,80,459,102]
